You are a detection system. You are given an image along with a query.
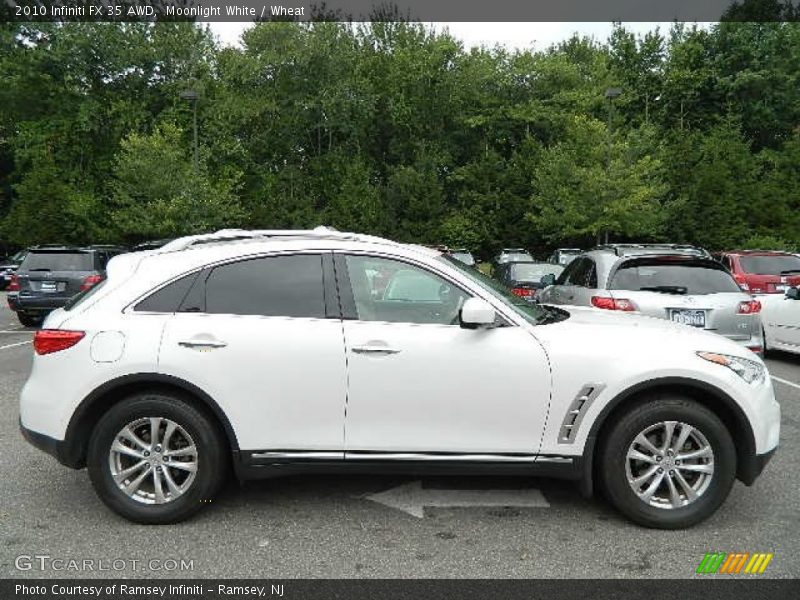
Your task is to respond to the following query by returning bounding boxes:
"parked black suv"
[7,246,125,327]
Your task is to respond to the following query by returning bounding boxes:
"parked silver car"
[538,246,764,353]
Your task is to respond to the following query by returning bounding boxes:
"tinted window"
[205,254,325,318]
[564,258,596,287]
[740,255,800,275]
[555,258,580,285]
[510,263,564,282]
[134,272,199,312]
[21,251,94,271]
[345,255,470,325]
[609,262,741,295]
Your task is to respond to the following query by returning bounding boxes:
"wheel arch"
[61,373,240,469]
[582,377,758,496]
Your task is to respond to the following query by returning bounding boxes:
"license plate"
[670,309,706,327]
[40,281,57,293]
[776,285,787,292]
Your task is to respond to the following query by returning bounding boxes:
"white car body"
[19,229,780,526]
[761,290,800,355]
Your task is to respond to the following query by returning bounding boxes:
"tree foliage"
[0,20,799,255]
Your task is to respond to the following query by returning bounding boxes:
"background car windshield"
[451,252,475,266]
[21,251,93,271]
[505,252,533,262]
[440,255,557,325]
[610,263,742,295]
[740,255,800,275]
[512,263,564,281]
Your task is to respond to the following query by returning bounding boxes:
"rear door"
[157,252,348,453]
[766,293,800,347]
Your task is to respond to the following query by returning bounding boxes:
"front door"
[337,253,551,456]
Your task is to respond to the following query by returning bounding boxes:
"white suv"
[20,229,780,528]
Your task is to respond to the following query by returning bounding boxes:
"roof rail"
[156,226,399,253]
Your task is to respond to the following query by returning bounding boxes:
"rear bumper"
[20,419,82,469]
[10,293,70,313]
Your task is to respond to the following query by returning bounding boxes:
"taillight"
[80,274,104,291]
[512,287,535,298]
[591,296,636,311]
[7,274,20,291]
[33,330,85,355]
[738,299,762,314]
[733,273,750,292]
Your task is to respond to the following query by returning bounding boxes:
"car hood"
[536,304,759,360]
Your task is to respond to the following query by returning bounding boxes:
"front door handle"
[178,339,228,349]
[352,345,401,355]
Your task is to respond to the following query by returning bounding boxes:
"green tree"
[110,123,244,241]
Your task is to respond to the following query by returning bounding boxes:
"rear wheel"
[17,313,43,328]
[87,392,227,524]
[600,396,736,529]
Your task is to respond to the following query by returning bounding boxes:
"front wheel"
[600,396,736,529]
[87,392,227,524]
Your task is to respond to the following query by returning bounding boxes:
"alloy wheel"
[108,417,198,505]
[625,420,715,510]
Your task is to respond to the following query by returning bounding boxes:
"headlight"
[697,351,766,384]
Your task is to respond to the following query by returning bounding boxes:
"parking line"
[0,340,30,351]
[771,375,800,391]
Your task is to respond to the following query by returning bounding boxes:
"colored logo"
[696,552,773,574]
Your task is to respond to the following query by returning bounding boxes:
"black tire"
[87,392,227,524]
[762,327,770,357]
[600,396,736,529]
[17,313,43,328]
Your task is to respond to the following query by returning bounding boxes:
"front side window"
[205,254,325,318]
[344,255,470,325]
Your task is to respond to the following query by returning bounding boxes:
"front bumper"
[739,446,777,485]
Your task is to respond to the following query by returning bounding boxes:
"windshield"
[610,262,741,295]
[511,263,564,282]
[21,251,94,271]
[500,252,533,263]
[440,256,566,325]
[740,255,800,275]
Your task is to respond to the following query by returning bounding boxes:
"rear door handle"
[352,345,401,355]
[178,339,228,349]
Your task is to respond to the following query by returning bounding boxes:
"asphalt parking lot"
[0,294,798,580]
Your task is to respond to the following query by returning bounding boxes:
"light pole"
[180,89,199,175]
[603,87,622,244]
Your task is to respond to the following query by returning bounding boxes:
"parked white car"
[761,287,800,355]
[20,229,779,528]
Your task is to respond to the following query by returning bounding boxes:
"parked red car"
[715,250,800,294]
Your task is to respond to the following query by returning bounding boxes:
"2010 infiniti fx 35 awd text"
[19,228,779,528]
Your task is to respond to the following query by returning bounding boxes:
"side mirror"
[540,273,557,286]
[460,297,496,329]
[786,287,799,300]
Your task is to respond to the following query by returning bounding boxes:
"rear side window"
[204,254,325,318]
[134,272,199,313]
[610,262,741,295]
[739,255,800,275]
[21,251,94,271]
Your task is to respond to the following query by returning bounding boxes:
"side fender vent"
[558,384,606,444]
